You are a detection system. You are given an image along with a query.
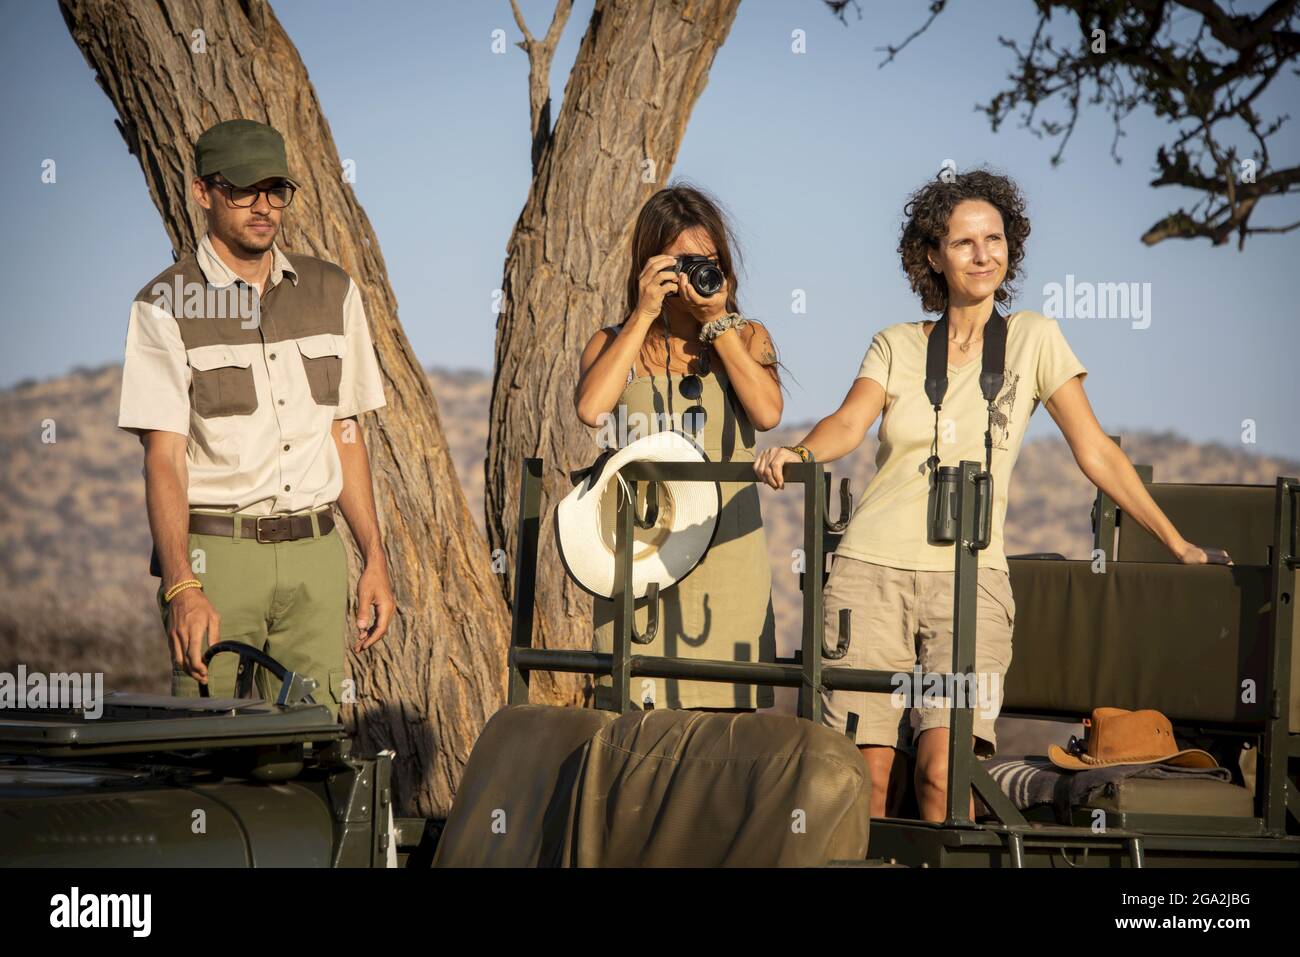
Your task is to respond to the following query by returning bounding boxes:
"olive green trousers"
[158,516,348,720]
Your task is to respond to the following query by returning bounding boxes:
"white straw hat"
[555,431,721,599]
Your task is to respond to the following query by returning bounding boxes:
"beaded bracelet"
[698,313,749,343]
[164,578,203,603]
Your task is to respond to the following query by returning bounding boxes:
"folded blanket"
[982,755,1232,823]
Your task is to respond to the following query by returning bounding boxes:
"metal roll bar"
[506,455,1029,828]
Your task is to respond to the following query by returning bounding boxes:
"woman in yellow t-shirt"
[754,169,1230,823]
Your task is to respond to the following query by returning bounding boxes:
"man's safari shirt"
[118,233,386,516]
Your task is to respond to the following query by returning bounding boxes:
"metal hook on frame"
[631,582,659,645]
[824,476,853,533]
[822,607,851,659]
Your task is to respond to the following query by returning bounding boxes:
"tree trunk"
[59,0,510,818]
[486,0,741,706]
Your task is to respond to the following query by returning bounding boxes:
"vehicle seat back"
[563,709,871,867]
[1003,559,1295,730]
[432,704,615,867]
[1114,483,1275,565]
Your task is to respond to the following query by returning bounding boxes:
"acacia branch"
[823,0,863,26]
[510,0,575,173]
[874,0,947,67]
[867,0,1300,248]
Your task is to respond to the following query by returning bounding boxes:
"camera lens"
[676,256,724,298]
[691,264,724,297]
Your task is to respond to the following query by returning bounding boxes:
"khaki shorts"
[818,556,1015,757]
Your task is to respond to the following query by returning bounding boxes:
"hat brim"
[218,160,300,189]
[1047,744,1219,771]
[555,431,721,600]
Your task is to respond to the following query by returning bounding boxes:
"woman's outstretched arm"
[753,377,886,490]
[1045,376,1231,564]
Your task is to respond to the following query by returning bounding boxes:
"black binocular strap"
[923,307,1008,474]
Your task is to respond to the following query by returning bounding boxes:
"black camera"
[673,255,725,298]
[927,465,994,548]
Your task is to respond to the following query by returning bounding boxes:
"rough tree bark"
[486,0,742,707]
[59,0,510,818]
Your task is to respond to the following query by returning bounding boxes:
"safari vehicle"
[2,452,1298,868]
[440,451,1300,867]
[0,646,402,867]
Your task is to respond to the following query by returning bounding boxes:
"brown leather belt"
[189,507,336,543]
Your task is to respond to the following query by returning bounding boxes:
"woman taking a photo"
[754,168,1230,821]
[575,184,783,711]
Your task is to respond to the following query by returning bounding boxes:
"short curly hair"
[898,168,1030,315]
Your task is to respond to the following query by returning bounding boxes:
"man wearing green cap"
[118,118,395,720]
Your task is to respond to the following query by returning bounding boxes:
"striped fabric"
[983,754,1232,815]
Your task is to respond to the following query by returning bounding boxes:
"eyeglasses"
[206,177,296,209]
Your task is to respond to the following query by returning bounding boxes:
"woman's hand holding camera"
[678,271,729,326]
[633,254,683,325]
[633,254,729,326]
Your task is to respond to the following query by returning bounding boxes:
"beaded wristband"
[164,578,203,603]
[698,313,749,343]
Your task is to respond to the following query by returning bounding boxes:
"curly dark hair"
[898,168,1031,315]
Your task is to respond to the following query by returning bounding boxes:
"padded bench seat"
[1013,776,1257,832]
[984,753,1255,823]
[1004,559,1293,730]
[1086,777,1254,817]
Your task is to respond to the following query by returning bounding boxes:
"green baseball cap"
[194,119,299,188]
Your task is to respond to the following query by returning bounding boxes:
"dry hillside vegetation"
[2,364,1293,709]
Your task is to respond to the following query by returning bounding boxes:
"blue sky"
[2,0,1297,457]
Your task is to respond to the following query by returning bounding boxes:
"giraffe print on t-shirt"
[989,369,1019,450]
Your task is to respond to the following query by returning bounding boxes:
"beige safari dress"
[591,343,776,711]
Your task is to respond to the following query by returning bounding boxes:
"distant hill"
[2,363,1295,695]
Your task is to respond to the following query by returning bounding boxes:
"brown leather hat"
[1048,707,1218,771]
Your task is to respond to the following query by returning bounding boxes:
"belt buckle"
[255,515,287,543]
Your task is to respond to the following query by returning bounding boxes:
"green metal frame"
[871,468,1300,867]
[502,452,1300,866]
[1260,476,1299,835]
[1091,453,1300,840]
[506,455,1017,831]
[1090,435,1152,562]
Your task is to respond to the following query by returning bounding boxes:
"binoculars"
[927,465,993,549]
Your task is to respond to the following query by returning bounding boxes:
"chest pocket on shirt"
[187,344,257,418]
[296,333,346,406]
